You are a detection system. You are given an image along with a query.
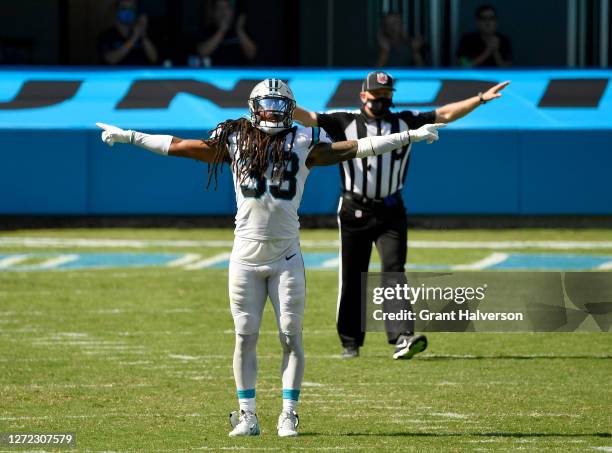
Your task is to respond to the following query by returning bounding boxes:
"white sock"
[282,398,298,413]
[239,397,256,413]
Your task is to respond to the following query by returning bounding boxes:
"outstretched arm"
[96,122,225,163]
[307,123,445,168]
[293,105,318,127]
[307,140,358,167]
[435,81,509,123]
[168,137,220,162]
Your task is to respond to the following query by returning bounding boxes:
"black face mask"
[364,97,394,117]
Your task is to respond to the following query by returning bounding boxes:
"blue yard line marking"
[1,252,612,272]
[0,253,182,271]
[61,253,180,269]
[489,253,612,270]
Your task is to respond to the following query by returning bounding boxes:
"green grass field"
[0,228,611,452]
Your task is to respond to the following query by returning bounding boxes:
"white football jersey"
[227,125,331,241]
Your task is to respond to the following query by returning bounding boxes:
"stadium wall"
[1,69,611,215]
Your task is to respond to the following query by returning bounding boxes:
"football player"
[96,79,444,437]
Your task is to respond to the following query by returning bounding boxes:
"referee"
[295,71,509,359]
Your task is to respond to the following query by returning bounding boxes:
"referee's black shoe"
[393,334,428,360]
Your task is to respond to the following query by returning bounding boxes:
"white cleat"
[277,410,299,437]
[228,410,260,437]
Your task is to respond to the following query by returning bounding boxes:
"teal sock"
[282,388,300,412]
[237,388,255,412]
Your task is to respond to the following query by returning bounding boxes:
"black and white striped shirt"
[317,109,436,199]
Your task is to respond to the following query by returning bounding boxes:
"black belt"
[342,191,402,207]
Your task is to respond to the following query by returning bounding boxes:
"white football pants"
[229,238,306,393]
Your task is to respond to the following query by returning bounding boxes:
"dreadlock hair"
[204,117,296,190]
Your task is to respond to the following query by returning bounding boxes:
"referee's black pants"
[336,194,413,349]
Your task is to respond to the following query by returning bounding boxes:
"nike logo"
[285,253,297,261]
[396,340,408,349]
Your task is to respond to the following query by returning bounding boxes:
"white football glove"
[96,122,132,147]
[408,123,446,144]
[96,122,173,155]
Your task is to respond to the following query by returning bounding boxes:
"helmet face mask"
[248,79,296,135]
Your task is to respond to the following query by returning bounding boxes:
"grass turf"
[0,229,611,452]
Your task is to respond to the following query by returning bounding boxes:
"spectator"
[196,0,257,66]
[376,13,425,67]
[456,4,512,67]
[98,0,158,66]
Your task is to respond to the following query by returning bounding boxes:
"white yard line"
[302,381,325,387]
[411,240,612,249]
[3,237,612,250]
[431,412,468,419]
[168,354,202,361]
[0,237,234,248]
[0,413,202,421]
[35,254,79,269]
[321,257,340,268]
[450,252,509,270]
[182,252,231,270]
[166,253,201,267]
[300,240,341,247]
[0,254,29,268]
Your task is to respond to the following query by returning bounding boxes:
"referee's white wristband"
[130,131,173,156]
[355,130,411,158]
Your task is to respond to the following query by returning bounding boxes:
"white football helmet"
[248,79,296,135]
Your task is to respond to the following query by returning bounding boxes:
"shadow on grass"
[299,431,612,438]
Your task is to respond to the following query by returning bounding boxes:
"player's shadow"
[300,431,612,438]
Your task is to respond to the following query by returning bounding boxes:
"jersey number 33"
[240,152,299,200]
